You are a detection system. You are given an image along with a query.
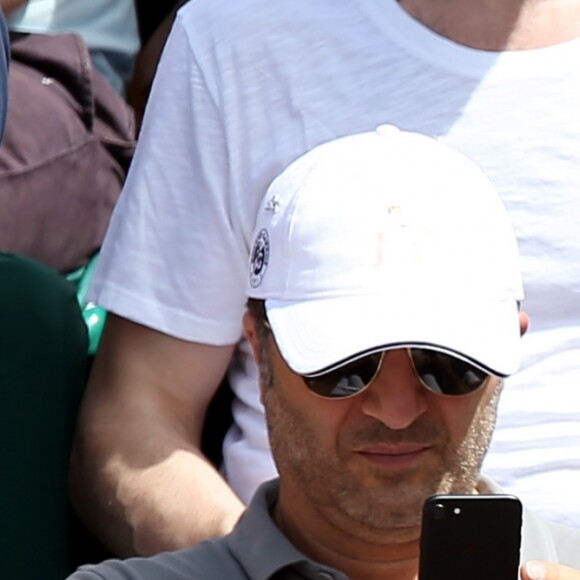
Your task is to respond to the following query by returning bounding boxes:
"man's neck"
[399,0,580,50]
[274,500,421,580]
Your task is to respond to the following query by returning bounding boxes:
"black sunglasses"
[300,348,494,400]
[261,311,494,400]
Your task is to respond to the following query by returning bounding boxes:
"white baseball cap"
[247,125,524,377]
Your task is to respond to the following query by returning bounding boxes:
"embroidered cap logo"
[249,229,270,288]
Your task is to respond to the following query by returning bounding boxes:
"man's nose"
[359,349,428,429]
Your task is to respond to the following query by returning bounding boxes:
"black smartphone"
[418,494,522,580]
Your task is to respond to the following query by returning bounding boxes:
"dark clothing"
[0,31,134,273]
[0,252,89,579]
[134,1,184,43]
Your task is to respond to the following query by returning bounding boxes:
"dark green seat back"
[0,252,88,579]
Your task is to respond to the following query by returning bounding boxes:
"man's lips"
[354,443,432,467]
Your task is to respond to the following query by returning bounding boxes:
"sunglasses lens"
[410,348,489,395]
[303,352,383,398]
[301,349,490,399]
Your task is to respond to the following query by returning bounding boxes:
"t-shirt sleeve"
[88,13,248,345]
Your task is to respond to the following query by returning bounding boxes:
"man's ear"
[519,311,530,337]
[243,310,270,404]
[243,310,262,365]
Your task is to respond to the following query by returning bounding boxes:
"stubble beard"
[264,382,501,541]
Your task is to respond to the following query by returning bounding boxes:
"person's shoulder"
[72,537,246,579]
[180,0,302,24]
[177,0,331,48]
[545,520,580,569]
[521,506,580,570]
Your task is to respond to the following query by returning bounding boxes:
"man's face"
[257,325,502,542]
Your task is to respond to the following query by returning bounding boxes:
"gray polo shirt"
[70,479,580,579]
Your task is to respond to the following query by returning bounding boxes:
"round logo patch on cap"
[249,228,270,288]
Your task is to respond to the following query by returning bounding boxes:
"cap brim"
[265,295,521,377]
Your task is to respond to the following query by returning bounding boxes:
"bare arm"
[69,314,245,557]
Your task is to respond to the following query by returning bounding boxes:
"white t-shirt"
[90,0,580,526]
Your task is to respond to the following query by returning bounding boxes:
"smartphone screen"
[418,494,522,580]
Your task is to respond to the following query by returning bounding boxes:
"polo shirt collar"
[228,478,346,580]
[229,477,562,578]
